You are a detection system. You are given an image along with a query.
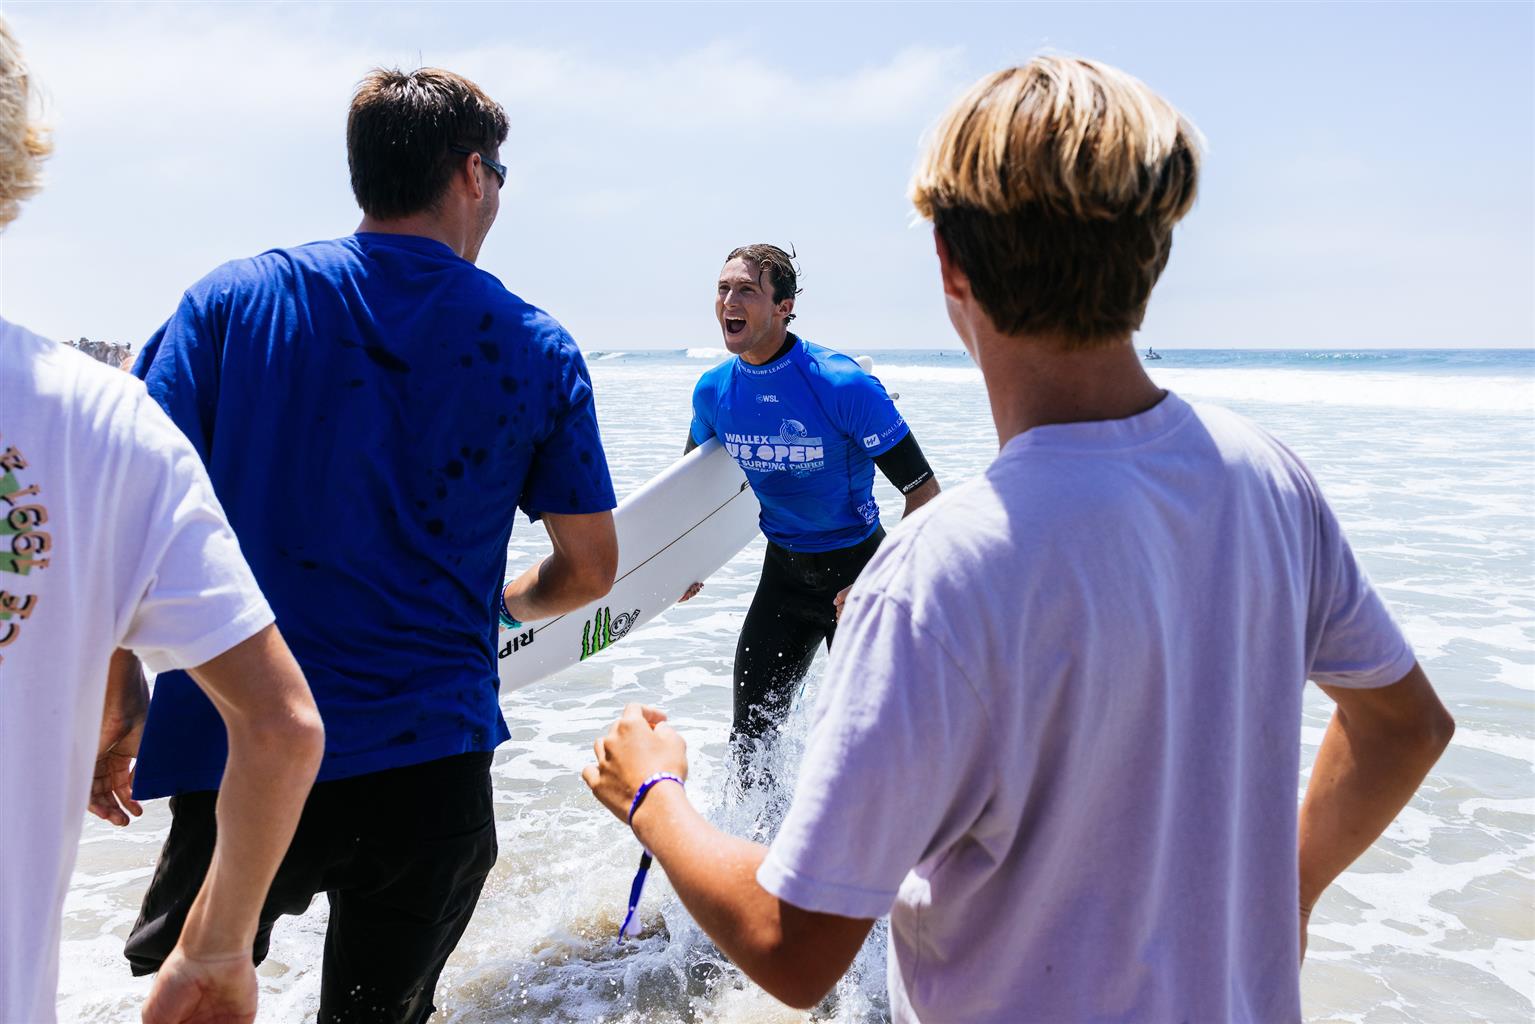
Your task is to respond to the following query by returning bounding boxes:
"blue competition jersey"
[132,233,616,799]
[690,337,908,552]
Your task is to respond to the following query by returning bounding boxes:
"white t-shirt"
[0,319,274,1024]
[758,392,1415,1024]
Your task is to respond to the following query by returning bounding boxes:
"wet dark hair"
[725,243,801,324]
[347,67,509,219]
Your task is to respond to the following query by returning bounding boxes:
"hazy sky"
[2,1,1531,350]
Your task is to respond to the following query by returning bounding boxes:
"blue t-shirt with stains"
[131,233,616,798]
[690,336,908,552]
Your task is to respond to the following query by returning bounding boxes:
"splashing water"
[56,349,1534,1023]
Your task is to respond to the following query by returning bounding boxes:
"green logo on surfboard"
[581,606,641,661]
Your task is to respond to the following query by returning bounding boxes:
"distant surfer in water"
[586,57,1452,1020]
[121,67,618,1022]
[679,244,940,771]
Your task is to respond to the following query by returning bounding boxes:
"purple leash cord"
[616,772,684,943]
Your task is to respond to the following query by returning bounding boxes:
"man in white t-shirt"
[581,56,1455,1022]
[0,19,324,1024]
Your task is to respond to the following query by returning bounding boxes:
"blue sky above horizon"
[2,1,1531,350]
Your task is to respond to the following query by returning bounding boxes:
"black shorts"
[733,527,885,743]
[126,751,497,1024]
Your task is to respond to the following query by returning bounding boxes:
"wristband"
[498,578,521,630]
[627,772,684,827]
[616,772,684,942]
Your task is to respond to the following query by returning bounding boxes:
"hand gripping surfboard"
[496,437,761,690]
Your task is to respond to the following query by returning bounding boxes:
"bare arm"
[178,625,323,955]
[90,649,150,825]
[501,509,618,622]
[1298,663,1453,952]
[635,783,873,1008]
[901,475,940,518]
[583,705,872,1009]
[142,623,324,1024]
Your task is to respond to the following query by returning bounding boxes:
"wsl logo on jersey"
[581,605,640,661]
[723,420,826,474]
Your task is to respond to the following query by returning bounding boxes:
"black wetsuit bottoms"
[125,752,496,1024]
[733,526,885,744]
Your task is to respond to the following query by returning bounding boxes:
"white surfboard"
[495,355,878,690]
[496,437,761,689]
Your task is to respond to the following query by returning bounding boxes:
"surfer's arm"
[900,475,940,518]
[873,432,939,517]
[686,379,715,456]
[501,510,617,622]
[584,705,873,1009]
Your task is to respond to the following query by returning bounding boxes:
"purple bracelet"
[617,772,684,943]
[627,772,684,827]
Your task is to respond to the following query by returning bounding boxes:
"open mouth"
[725,318,746,336]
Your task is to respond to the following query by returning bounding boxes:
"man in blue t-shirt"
[683,245,940,768]
[118,68,618,1022]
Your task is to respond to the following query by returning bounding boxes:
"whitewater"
[56,348,1534,1024]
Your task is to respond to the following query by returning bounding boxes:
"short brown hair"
[725,244,802,324]
[347,67,509,219]
[0,17,51,232]
[910,57,1201,348]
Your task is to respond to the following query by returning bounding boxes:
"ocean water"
[56,348,1535,1023]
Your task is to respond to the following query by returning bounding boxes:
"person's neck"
[970,325,1165,449]
[738,328,793,366]
[356,213,473,260]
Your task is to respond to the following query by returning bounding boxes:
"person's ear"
[935,227,970,304]
[463,153,487,202]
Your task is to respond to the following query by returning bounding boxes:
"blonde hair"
[0,16,50,232]
[911,56,1202,346]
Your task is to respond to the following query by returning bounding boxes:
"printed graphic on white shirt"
[724,420,826,474]
[0,441,48,661]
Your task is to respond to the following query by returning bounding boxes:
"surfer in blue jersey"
[682,245,940,766]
